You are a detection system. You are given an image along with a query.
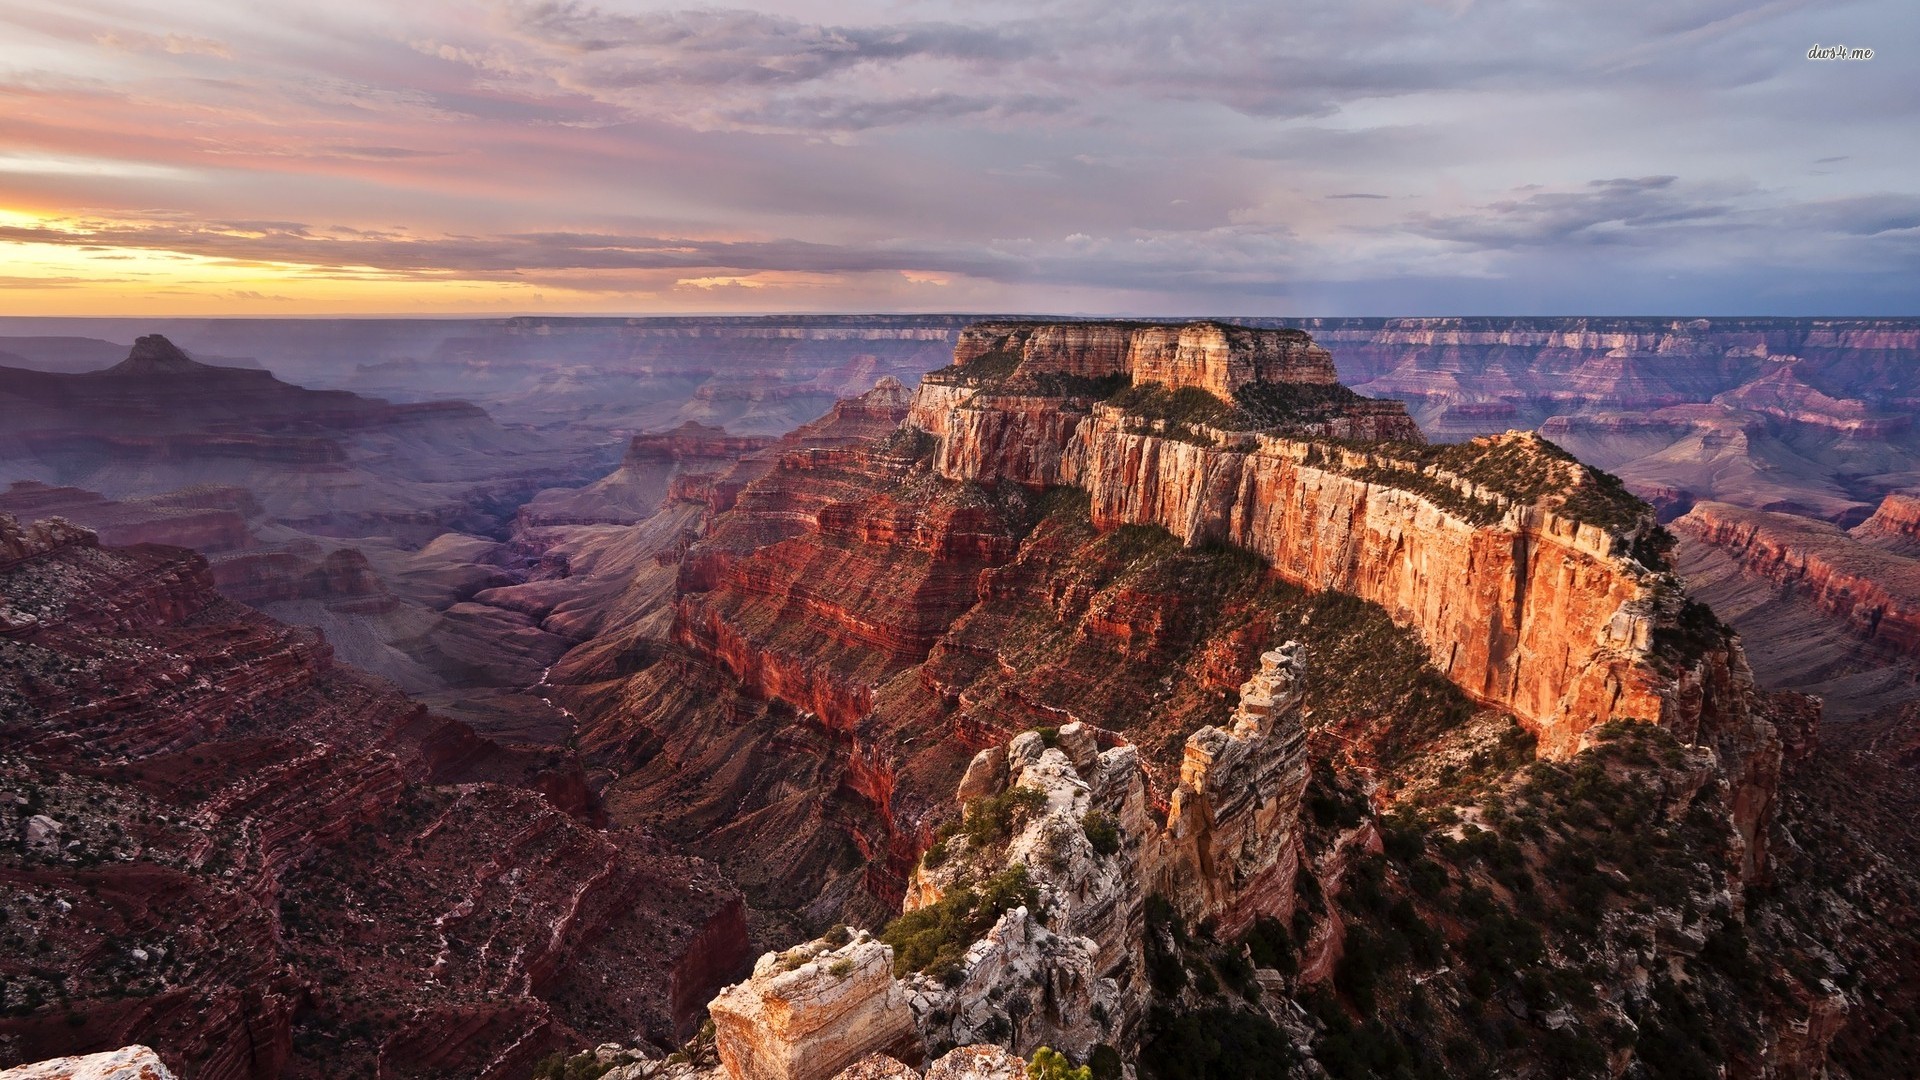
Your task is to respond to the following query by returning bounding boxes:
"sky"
[0,0,1914,316]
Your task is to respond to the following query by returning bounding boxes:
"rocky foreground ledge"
[0,1046,174,1080]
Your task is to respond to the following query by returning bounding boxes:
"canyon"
[5,316,1920,1079]
[0,513,748,1077]
[9,314,1916,725]
[541,321,1835,1078]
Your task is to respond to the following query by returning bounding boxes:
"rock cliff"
[1855,492,1920,555]
[556,321,1836,1079]
[913,352,1707,762]
[1674,501,1920,664]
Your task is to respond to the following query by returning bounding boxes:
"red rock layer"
[917,388,1665,756]
[1854,493,1920,555]
[1674,501,1920,661]
[0,518,747,1078]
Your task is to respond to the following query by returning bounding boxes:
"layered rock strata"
[914,367,1676,759]
[712,652,1318,1075]
[1855,492,1920,555]
[1157,643,1312,937]
[1674,502,1920,663]
[0,516,747,1078]
[709,934,920,1080]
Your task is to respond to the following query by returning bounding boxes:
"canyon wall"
[913,390,1668,758]
[1674,502,1920,663]
[1855,493,1920,555]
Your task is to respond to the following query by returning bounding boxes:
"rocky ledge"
[0,1045,175,1080]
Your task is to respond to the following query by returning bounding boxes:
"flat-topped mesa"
[945,320,1338,400]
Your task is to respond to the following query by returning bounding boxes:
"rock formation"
[911,330,1729,764]
[1674,502,1920,661]
[0,515,748,1077]
[1855,492,1920,555]
[1156,644,1312,938]
[0,1045,175,1080]
[709,933,920,1080]
[951,321,1340,400]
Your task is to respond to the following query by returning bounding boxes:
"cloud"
[0,275,129,288]
[92,30,232,58]
[0,213,1023,281]
[1406,177,1738,250]
[498,3,1034,74]
[724,90,1069,132]
[0,0,1915,314]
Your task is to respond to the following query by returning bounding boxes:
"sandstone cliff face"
[1156,644,1312,938]
[953,322,1337,399]
[909,356,1804,898]
[915,384,1665,758]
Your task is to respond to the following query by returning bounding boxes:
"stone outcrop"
[709,933,920,1080]
[1156,643,1312,938]
[0,1045,176,1080]
[714,648,1321,1073]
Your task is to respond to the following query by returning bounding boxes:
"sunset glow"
[1,1,1915,315]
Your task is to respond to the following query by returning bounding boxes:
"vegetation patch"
[1082,811,1122,857]
[962,786,1048,847]
[927,347,1024,385]
[880,864,1039,979]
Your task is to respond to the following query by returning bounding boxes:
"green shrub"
[963,787,1048,847]
[1027,1046,1092,1080]
[1241,915,1296,975]
[1081,811,1122,857]
[880,864,1039,978]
